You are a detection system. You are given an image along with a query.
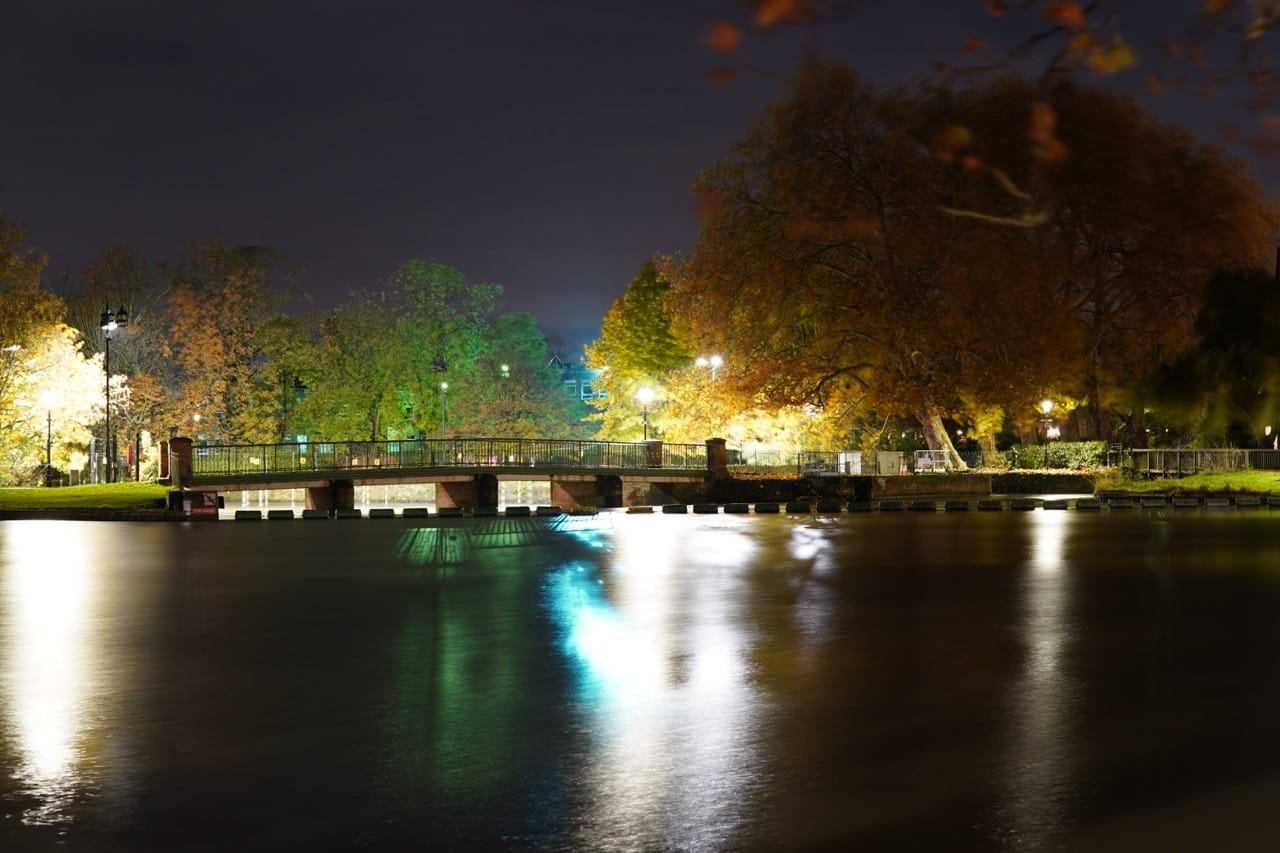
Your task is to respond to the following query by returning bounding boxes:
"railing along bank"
[1128,448,1280,477]
[188,437,708,478]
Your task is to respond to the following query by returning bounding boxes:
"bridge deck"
[175,437,714,492]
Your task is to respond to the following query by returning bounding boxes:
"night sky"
[1,1,1264,344]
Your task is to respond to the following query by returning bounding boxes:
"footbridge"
[161,436,729,512]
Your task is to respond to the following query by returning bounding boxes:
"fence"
[1128,448,1280,478]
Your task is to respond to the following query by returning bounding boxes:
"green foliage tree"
[293,262,511,442]
[295,290,409,441]
[1151,269,1280,447]
[459,313,588,438]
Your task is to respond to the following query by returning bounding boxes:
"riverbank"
[1,471,1278,519]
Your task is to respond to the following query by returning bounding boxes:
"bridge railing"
[189,437,708,477]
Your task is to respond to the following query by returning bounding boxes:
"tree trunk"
[917,407,968,471]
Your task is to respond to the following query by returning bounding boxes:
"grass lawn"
[0,482,171,511]
[1094,470,1280,496]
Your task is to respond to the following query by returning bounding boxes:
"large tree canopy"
[662,64,1278,459]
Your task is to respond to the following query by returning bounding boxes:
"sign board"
[189,491,220,518]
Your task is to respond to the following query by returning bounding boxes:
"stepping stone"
[944,500,970,511]
[662,504,688,514]
[877,500,905,512]
[724,502,750,513]
[754,502,781,513]
[693,503,720,514]
[977,499,1004,511]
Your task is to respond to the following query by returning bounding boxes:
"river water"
[2,509,1280,851]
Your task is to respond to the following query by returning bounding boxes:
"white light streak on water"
[995,510,1080,850]
[545,515,764,851]
[1,522,96,826]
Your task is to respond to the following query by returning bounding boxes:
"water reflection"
[995,510,1080,849]
[0,522,98,825]
[546,516,763,851]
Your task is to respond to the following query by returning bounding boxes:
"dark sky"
[1,1,1265,345]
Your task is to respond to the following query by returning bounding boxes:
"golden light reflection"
[1,521,97,825]
[996,510,1079,847]
[553,515,763,850]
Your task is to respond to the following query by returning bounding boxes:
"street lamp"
[637,386,655,441]
[100,305,128,483]
[696,354,723,380]
[1039,398,1060,470]
[1040,398,1060,439]
[39,390,56,487]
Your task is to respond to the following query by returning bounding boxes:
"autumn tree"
[0,324,107,484]
[663,66,1024,466]
[664,63,1277,459]
[0,211,62,346]
[1010,79,1276,442]
[584,263,691,440]
[157,243,295,442]
[0,212,105,483]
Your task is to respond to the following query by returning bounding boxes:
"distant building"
[549,355,607,402]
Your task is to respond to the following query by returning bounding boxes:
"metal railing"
[190,437,708,478]
[1128,448,1280,478]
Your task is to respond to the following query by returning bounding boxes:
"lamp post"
[39,390,56,487]
[440,381,449,439]
[100,305,128,483]
[637,386,654,441]
[1040,398,1059,469]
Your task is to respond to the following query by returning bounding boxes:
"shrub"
[1010,440,1106,470]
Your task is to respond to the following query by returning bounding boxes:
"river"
[2,509,1280,851]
